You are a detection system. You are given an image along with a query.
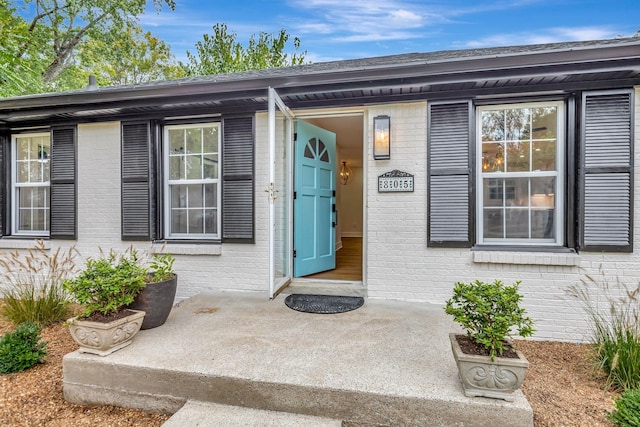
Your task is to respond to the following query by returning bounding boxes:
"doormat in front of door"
[284,294,364,314]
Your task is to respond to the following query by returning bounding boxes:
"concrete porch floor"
[62,291,533,426]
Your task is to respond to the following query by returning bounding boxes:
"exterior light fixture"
[339,161,353,185]
[373,115,390,160]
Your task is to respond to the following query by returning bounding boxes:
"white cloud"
[462,26,622,48]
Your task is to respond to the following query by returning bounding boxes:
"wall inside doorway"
[306,115,364,244]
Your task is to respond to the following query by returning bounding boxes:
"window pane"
[42,159,50,181]
[483,178,504,207]
[505,178,529,207]
[169,156,185,180]
[204,209,217,234]
[505,209,529,238]
[483,209,503,238]
[186,128,202,154]
[532,107,557,139]
[17,161,29,183]
[169,129,184,154]
[505,108,531,141]
[187,184,203,208]
[481,110,505,142]
[532,209,554,239]
[532,140,556,171]
[16,137,30,160]
[481,142,504,172]
[531,177,555,208]
[18,209,31,231]
[171,185,187,208]
[171,209,187,234]
[30,161,44,183]
[19,187,32,208]
[186,155,203,180]
[203,155,218,179]
[304,143,314,159]
[203,127,218,153]
[204,184,217,208]
[188,210,204,234]
[506,141,530,172]
[32,209,46,231]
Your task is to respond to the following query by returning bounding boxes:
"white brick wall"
[1,88,638,343]
[365,92,640,342]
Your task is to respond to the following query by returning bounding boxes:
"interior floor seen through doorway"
[304,237,362,281]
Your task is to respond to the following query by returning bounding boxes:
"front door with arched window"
[293,121,336,277]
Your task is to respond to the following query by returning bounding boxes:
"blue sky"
[140,0,640,63]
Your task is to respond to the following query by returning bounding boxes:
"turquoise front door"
[294,121,336,277]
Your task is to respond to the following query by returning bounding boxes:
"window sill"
[472,248,580,266]
[151,242,222,256]
[0,238,51,250]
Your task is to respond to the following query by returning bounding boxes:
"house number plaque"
[378,170,414,193]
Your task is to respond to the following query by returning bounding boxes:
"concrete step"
[162,401,342,427]
[62,292,533,427]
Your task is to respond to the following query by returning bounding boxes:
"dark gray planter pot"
[128,274,177,330]
[449,333,529,402]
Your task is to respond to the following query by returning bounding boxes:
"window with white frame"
[164,123,221,239]
[477,101,564,245]
[12,132,51,235]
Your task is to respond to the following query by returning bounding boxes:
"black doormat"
[284,294,364,314]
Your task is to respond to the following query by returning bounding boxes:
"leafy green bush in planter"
[0,322,48,374]
[63,249,147,317]
[444,279,535,361]
[608,388,640,427]
[148,253,175,282]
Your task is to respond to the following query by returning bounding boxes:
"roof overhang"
[1,37,640,127]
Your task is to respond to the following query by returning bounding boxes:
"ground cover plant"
[567,268,640,391]
[0,241,79,326]
[0,321,47,374]
[608,388,640,427]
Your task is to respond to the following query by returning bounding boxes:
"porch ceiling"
[1,36,640,127]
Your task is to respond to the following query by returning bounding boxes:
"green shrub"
[0,241,79,326]
[608,388,640,427]
[567,269,640,391]
[63,249,147,317]
[148,253,175,282]
[444,279,535,361]
[0,322,48,374]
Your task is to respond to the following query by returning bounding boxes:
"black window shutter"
[121,121,155,241]
[580,90,634,252]
[50,126,77,240]
[0,133,8,237]
[427,101,473,247]
[222,116,254,243]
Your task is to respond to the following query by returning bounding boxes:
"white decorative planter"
[67,310,145,356]
[449,333,529,402]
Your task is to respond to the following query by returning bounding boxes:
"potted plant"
[63,249,148,356]
[127,253,177,330]
[444,279,535,401]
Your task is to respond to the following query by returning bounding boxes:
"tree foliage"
[2,0,308,97]
[17,0,176,83]
[0,0,44,96]
[79,25,186,86]
[185,23,307,76]
[1,0,178,96]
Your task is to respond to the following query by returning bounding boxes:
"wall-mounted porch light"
[373,115,390,160]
